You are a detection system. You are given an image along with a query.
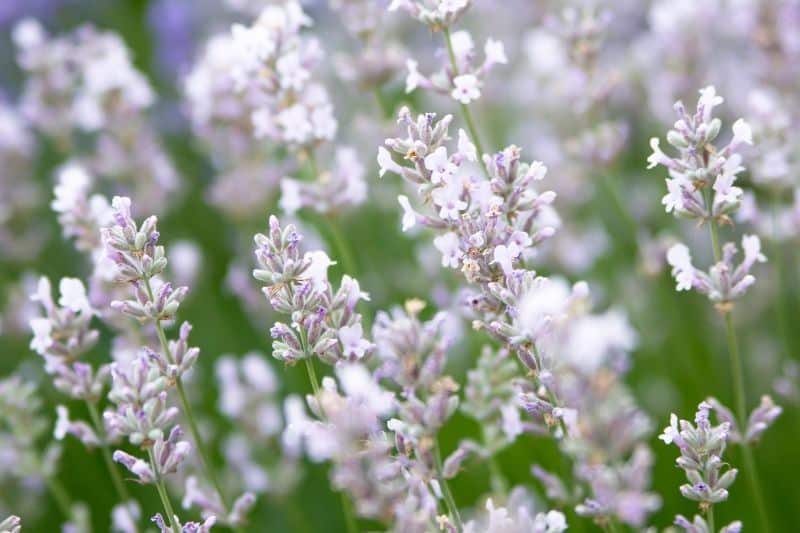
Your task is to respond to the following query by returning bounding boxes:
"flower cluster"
[252,216,373,365]
[230,2,333,149]
[649,87,766,306]
[660,402,738,520]
[13,19,179,211]
[666,235,766,305]
[649,86,753,221]
[380,108,557,372]
[184,33,282,219]
[29,277,106,402]
[463,493,567,533]
[101,196,187,323]
[404,30,507,105]
[388,0,472,31]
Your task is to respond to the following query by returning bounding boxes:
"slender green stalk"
[303,357,321,398]
[153,318,228,503]
[433,440,463,531]
[702,190,771,532]
[707,505,715,532]
[86,400,138,527]
[143,277,242,532]
[725,310,770,531]
[147,448,180,533]
[304,151,359,278]
[326,216,359,279]
[340,491,359,533]
[442,27,490,178]
[46,477,73,518]
[300,338,358,533]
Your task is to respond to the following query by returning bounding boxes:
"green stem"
[340,491,359,533]
[303,357,321,399]
[147,448,180,533]
[144,278,239,529]
[303,151,359,278]
[302,348,358,533]
[442,27,490,178]
[326,216,359,278]
[86,401,136,515]
[433,440,463,531]
[703,196,771,532]
[599,171,637,240]
[707,505,715,532]
[46,477,73,519]
[725,319,772,532]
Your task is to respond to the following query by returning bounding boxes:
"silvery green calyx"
[102,196,188,323]
[252,215,372,365]
[112,425,191,483]
[461,346,540,449]
[0,516,21,533]
[660,402,737,511]
[706,395,782,445]
[104,354,178,446]
[147,322,200,381]
[388,0,471,31]
[101,195,166,282]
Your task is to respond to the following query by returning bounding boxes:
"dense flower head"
[648,86,753,222]
[660,402,738,507]
[229,1,335,150]
[12,19,179,210]
[252,216,373,365]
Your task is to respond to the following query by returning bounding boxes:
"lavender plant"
[4,1,800,531]
[648,86,780,530]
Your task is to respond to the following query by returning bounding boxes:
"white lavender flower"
[463,491,567,533]
[401,30,507,106]
[13,19,179,211]
[388,0,472,30]
[0,516,21,533]
[252,216,372,365]
[29,277,107,401]
[648,86,753,222]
